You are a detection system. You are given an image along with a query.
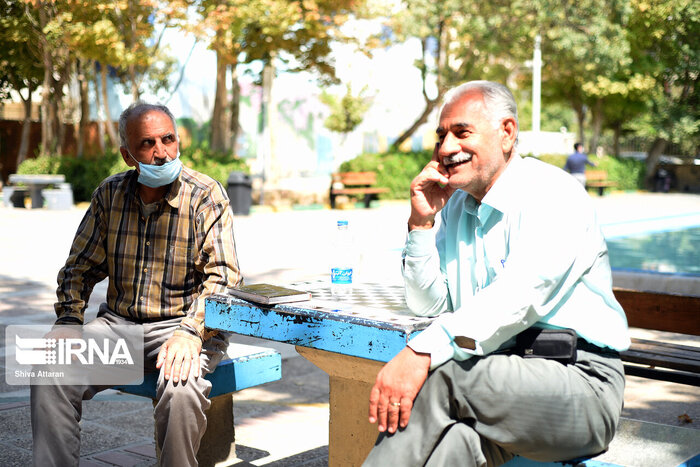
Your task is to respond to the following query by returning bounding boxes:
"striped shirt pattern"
[55,165,242,341]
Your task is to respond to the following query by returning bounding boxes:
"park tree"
[6,1,178,157]
[534,0,634,150]
[57,0,180,151]
[0,0,44,166]
[20,0,72,157]
[384,0,534,150]
[626,0,699,185]
[187,0,361,153]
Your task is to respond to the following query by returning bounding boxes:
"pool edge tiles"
[612,269,700,297]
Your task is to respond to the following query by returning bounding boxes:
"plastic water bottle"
[330,220,355,299]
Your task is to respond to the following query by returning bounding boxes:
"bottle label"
[331,268,353,285]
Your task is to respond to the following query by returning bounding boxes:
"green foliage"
[534,153,567,168]
[528,153,645,191]
[340,150,643,199]
[179,147,249,188]
[339,150,433,199]
[595,155,645,191]
[320,85,372,134]
[0,0,43,101]
[17,152,124,202]
[177,118,210,149]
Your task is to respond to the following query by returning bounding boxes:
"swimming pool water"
[607,226,700,276]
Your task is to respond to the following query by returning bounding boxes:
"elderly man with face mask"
[364,81,629,466]
[31,102,242,467]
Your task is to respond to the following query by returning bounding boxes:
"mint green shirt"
[404,155,630,369]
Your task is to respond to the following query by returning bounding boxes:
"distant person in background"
[565,142,597,186]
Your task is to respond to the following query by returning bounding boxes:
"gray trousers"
[364,349,625,467]
[31,309,228,467]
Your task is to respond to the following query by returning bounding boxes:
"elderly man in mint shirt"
[364,81,630,466]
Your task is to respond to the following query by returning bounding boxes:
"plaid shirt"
[55,166,242,341]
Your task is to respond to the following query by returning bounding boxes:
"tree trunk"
[17,87,34,167]
[210,53,229,152]
[229,62,241,155]
[76,59,90,158]
[38,3,55,157]
[645,137,667,188]
[54,87,65,156]
[391,101,439,152]
[101,66,118,148]
[258,58,275,191]
[588,98,603,152]
[573,103,586,145]
[612,123,621,157]
[94,68,105,154]
[130,63,139,101]
[391,21,445,152]
[51,58,71,157]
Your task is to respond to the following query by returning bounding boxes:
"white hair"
[118,101,178,148]
[441,81,519,146]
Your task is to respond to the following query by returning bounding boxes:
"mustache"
[442,152,473,166]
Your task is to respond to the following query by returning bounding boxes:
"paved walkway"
[1,192,699,466]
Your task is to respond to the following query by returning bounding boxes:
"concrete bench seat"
[114,342,282,467]
[7,173,67,208]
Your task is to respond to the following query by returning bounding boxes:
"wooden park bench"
[329,171,389,208]
[113,343,282,467]
[613,288,700,387]
[585,170,617,196]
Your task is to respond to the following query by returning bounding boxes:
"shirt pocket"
[164,244,197,292]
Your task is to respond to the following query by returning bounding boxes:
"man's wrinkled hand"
[368,346,431,434]
[156,335,202,383]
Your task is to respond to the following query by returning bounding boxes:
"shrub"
[179,147,249,188]
[17,152,124,202]
[339,150,433,199]
[341,150,646,200]
[528,153,644,191]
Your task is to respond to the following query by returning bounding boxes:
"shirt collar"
[165,168,183,209]
[463,153,523,220]
[480,153,522,214]
[125,167,184,210]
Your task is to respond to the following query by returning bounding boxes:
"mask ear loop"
[126,149,140,168]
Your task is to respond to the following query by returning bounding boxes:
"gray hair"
[441,81,519,144]
[118,101,178,148]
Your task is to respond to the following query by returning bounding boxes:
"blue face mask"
[128,151,182,188]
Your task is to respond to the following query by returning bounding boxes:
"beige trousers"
[363,349,625,467]
[31,309,228,467]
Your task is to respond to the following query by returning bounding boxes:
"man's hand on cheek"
[408,147,456,230]
[156,335,202,383]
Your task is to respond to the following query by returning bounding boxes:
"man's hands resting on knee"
[157,335,202,383]
[368,346,431,433]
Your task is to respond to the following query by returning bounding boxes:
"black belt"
[577,339,619,357]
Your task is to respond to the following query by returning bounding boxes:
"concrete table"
[8,174,66,208]
[205,281,433,467]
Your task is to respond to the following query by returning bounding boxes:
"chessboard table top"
[205,281,435,362]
